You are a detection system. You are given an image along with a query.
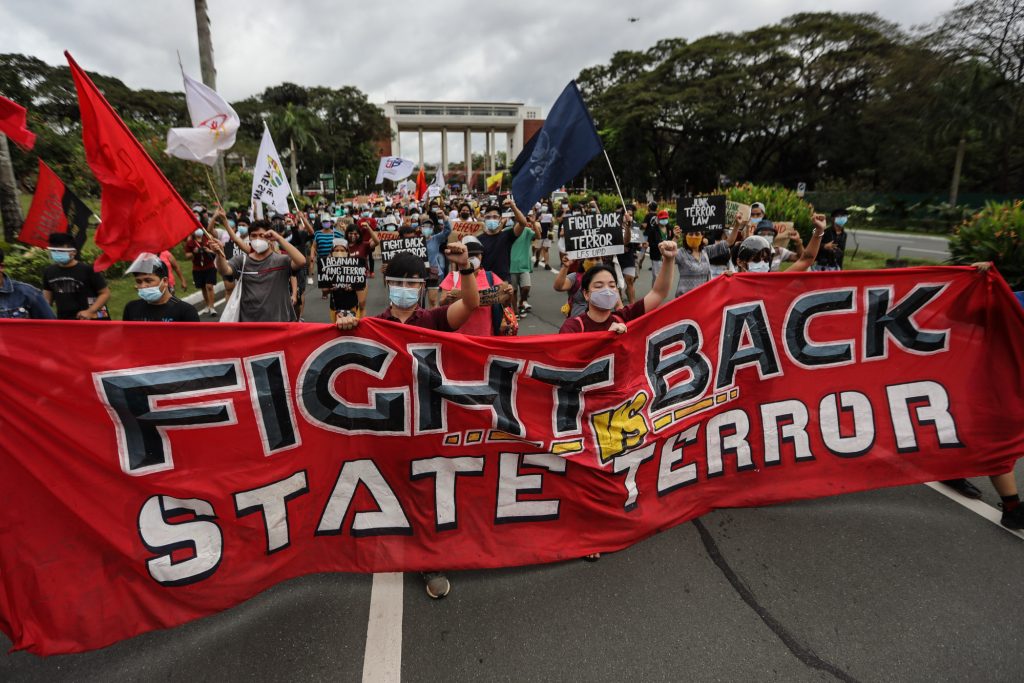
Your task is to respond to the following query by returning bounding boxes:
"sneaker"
[422,571,450,599]
[1001,505,1024,530]
[306,277,314,285]
[942,478,982,499]
[208,307,218,317]
[543,264,551,271]
[522,301,532,311]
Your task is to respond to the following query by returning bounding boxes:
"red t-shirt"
[376,304,453,332]
[185,237,217,270]
[439,270,503,337]
[347,241,371,261]
[558,299,646,334]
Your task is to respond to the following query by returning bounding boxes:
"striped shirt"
[314,230,343,258]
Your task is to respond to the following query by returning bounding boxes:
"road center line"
[925,482,1024,539]
[362,572,404,683]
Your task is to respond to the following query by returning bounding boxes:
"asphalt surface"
[4,247,1023,683]
[841,228,951,262]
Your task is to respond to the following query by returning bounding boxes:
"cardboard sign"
[563,213,625,260]
[726,200,751,224]
[451,221,481,239]
[678,195,727,234]
[317,256,366,288]
[380,235,427,264]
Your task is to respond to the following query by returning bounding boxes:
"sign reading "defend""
[563,213,624,260]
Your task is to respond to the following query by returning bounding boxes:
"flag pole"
[204,165,223,208]
[602,147,631,290]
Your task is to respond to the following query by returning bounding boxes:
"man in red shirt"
[335,242,477,600]
[559,240,677,334]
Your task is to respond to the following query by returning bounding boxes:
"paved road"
[4,251,1023,682]
[844,228,950,262]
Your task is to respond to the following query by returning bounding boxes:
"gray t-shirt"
[227,251,296,322]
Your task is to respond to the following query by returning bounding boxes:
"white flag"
[165,73,239,166]
[251,123,292,214]
[375,156,415,184]
[424,167,445,199]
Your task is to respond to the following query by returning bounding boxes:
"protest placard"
[317,256,366,288]
[451,221,481,239]
[380,235,427,264]
[563,212,624,260]
[726,200,751,224]
[678,195,727,234]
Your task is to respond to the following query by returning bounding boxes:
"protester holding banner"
[559,240,678,334]
[0,247,54,319]
[210,220,306,322]
[121,253,200,322]
[553,255,602,318]
[324,240,362,323]
[344,223,377,317]
[733,214,826,273]
[41,232,110,319]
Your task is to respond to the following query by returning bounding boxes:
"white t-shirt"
[771,246,795,271]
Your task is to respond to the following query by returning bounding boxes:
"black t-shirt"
[478,228,518,280]
[645,221,669,261]
[42,262,108,319]
[288,229,312,264]
[122,297,201,322]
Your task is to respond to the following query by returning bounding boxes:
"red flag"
[65,52,199,271]
[0,94,36,150]
[415,165,428,202]
[19,159,92,250]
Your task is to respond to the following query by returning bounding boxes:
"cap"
[751,202,766,212]
[48,232,76,248]
[656,210,669,220]
[331,238,348,248]
[754,220,776,235]
[126,252,168,277]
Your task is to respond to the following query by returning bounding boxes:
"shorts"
[510,271,532,288]
[539,223,552,240]
[621,267,637,278]
[193,268,217,288]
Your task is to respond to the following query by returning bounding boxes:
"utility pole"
[0,133,23,243]
[194,0,228,201]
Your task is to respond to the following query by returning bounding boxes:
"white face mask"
[250,238,270,254]
[748,260,771,273]
[469,257,481,269]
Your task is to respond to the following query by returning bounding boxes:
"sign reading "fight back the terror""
[678,195,727,234]
[380,235,427,264]
[316,256,366,288]
[563,212,624,259]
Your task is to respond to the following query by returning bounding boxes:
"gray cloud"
[2,0,954,162]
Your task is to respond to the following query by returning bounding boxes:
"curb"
[182,281,225,306]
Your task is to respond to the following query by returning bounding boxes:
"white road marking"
[362,572,404,683]
[925,482,1024,539]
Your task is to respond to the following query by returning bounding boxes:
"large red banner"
[1,268,1022,655]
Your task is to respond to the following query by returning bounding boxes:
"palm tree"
[0,133,23,242]
[270,103,321,193]
[193,0,227,199]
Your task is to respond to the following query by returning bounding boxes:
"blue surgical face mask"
[228,219,236,228]
[238,227,249,237]
[421,226,434,237]
[138,285,164,302]
[49,249,73,265]
[389,285,420,309]
[750,216,763,225]
[484,219,500,232]
[835,216,848,227]
[658,219,669,226]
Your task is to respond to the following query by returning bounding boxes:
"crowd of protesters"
[2,187,1022,598]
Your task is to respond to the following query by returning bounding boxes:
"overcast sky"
[2,0,956,165]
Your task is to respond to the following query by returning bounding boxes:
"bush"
[0,241,124,288]
[567,192,624,214]
[723,184,815,239]
[948,200,1024,289]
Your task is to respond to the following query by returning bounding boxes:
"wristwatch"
[459,267,476,276]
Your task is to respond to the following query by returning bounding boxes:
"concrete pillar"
[506,132,513,168]
[392,122,401,157]
[441,128,448,172]
[464,129,472,190]
[417,128,424,167]
[488,129,496,176]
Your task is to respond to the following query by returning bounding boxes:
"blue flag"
[511,81,603,209]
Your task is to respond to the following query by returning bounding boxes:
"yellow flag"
[486,170,505,192]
